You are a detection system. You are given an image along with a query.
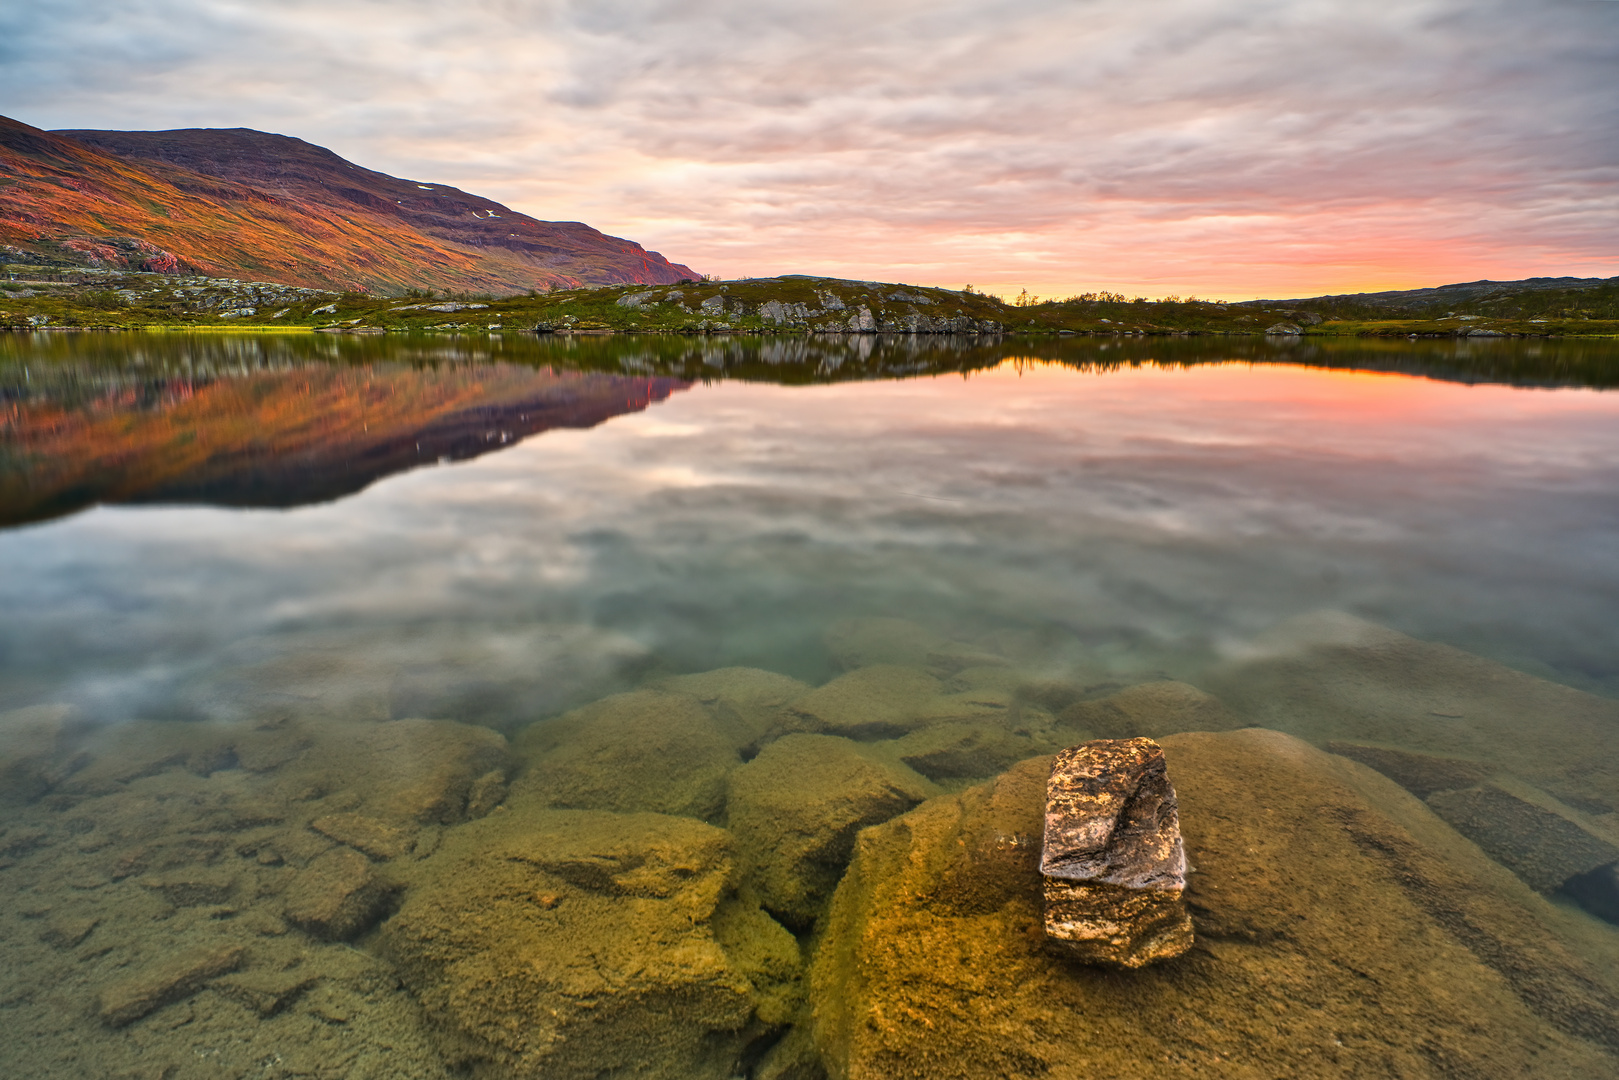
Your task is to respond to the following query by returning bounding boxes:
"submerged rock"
[97,943,245,1026]
[1040,739,1192,968]
[1564,863,1619,924]
[1204,610,1619,814]
[823,617,1004,676]
[382,803,796,1080]
[888,722,1044,781]
[512,689,740,819]
[810,729,1619,1079]
[1057,680,1240,740]
[1325,740,1495,799]
[727,733,937,927]
[785,665,944,739]
[656,666,812,752]
[1425,780,1619,893]
[0,704,89,805]
[283,847,396,941]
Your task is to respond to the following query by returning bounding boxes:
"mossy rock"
[1203,611,1619,813]
[383,805,797,1080]
[784,666,944,739]
[823,617,1005,676]
[810,729,1619,1078]
[1056,680,1242,740]
[656,667,812,752]
[727,734,938,928]
[512,689,740,819]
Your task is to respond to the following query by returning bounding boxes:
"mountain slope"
[1243,276,1619,313]
[0,115,696,294]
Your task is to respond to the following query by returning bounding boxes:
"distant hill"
[1242,276,1619,312]
[0,115,697,294]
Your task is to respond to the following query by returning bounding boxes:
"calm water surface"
[2,332,1617,1078]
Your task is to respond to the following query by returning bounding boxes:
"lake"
[2,330,1618,1079]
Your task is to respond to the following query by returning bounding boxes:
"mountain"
[0,115,697,294]
[1241,276,1619,312]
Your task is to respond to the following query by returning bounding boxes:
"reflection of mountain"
[1,362,688,527]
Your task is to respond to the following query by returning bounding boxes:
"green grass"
[3,266,1617,339]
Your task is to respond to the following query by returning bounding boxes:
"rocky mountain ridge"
[0,115,696,295]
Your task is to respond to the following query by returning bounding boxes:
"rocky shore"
[1,613,1617,1078]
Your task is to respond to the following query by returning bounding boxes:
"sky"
[3,0,1616,300]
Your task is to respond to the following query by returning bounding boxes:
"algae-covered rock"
[785,666,944,739]
[512,689,740,819]
[1057,680,1240,740]
[887,722,1045,781]
[1424,779,1619,892]
[321,718,513,825]
[284,847,396,941]
[382,805,795,1080]
[811,729,1619,1079]
[1204,610,1619,813]
[97,943,245,1026]
[0,704,90,805]
[823,617,949,671]
[727,734,937,927]
[657,667,812,752]
[1325,740,1495,799]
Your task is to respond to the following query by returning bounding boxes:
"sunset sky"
[4,0,1615,300]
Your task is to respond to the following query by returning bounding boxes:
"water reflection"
[2,333,1619,1077]
[7,332,1619,530]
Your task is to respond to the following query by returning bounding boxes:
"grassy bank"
[4,265,1617,338]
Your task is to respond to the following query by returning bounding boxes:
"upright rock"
[1041,739,1192,967]
[810,730,1619,1079]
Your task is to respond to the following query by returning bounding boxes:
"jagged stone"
[1040,738,1192,967]
[810,730,1619,1079]
[97,944,245,1026]
[1057,680,1240,740]
[1326,740,1494,798]
[727,733,937,927]
[512,689,739,819]
[382,805,794,1080]
[283,847,395,940]
[1425,780,1619,892]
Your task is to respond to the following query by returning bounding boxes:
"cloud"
[3,0,1616,296]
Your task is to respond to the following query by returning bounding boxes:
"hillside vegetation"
[0,116,695,295]
[3,268,1617,339]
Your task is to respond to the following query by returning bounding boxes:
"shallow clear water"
[2,332,1618,1078]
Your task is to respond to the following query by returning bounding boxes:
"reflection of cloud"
[4,1,1615,296]
[4,356,1619,724]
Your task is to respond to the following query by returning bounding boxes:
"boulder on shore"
[1040,739,1192,968]
[810,729,1619,1079]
